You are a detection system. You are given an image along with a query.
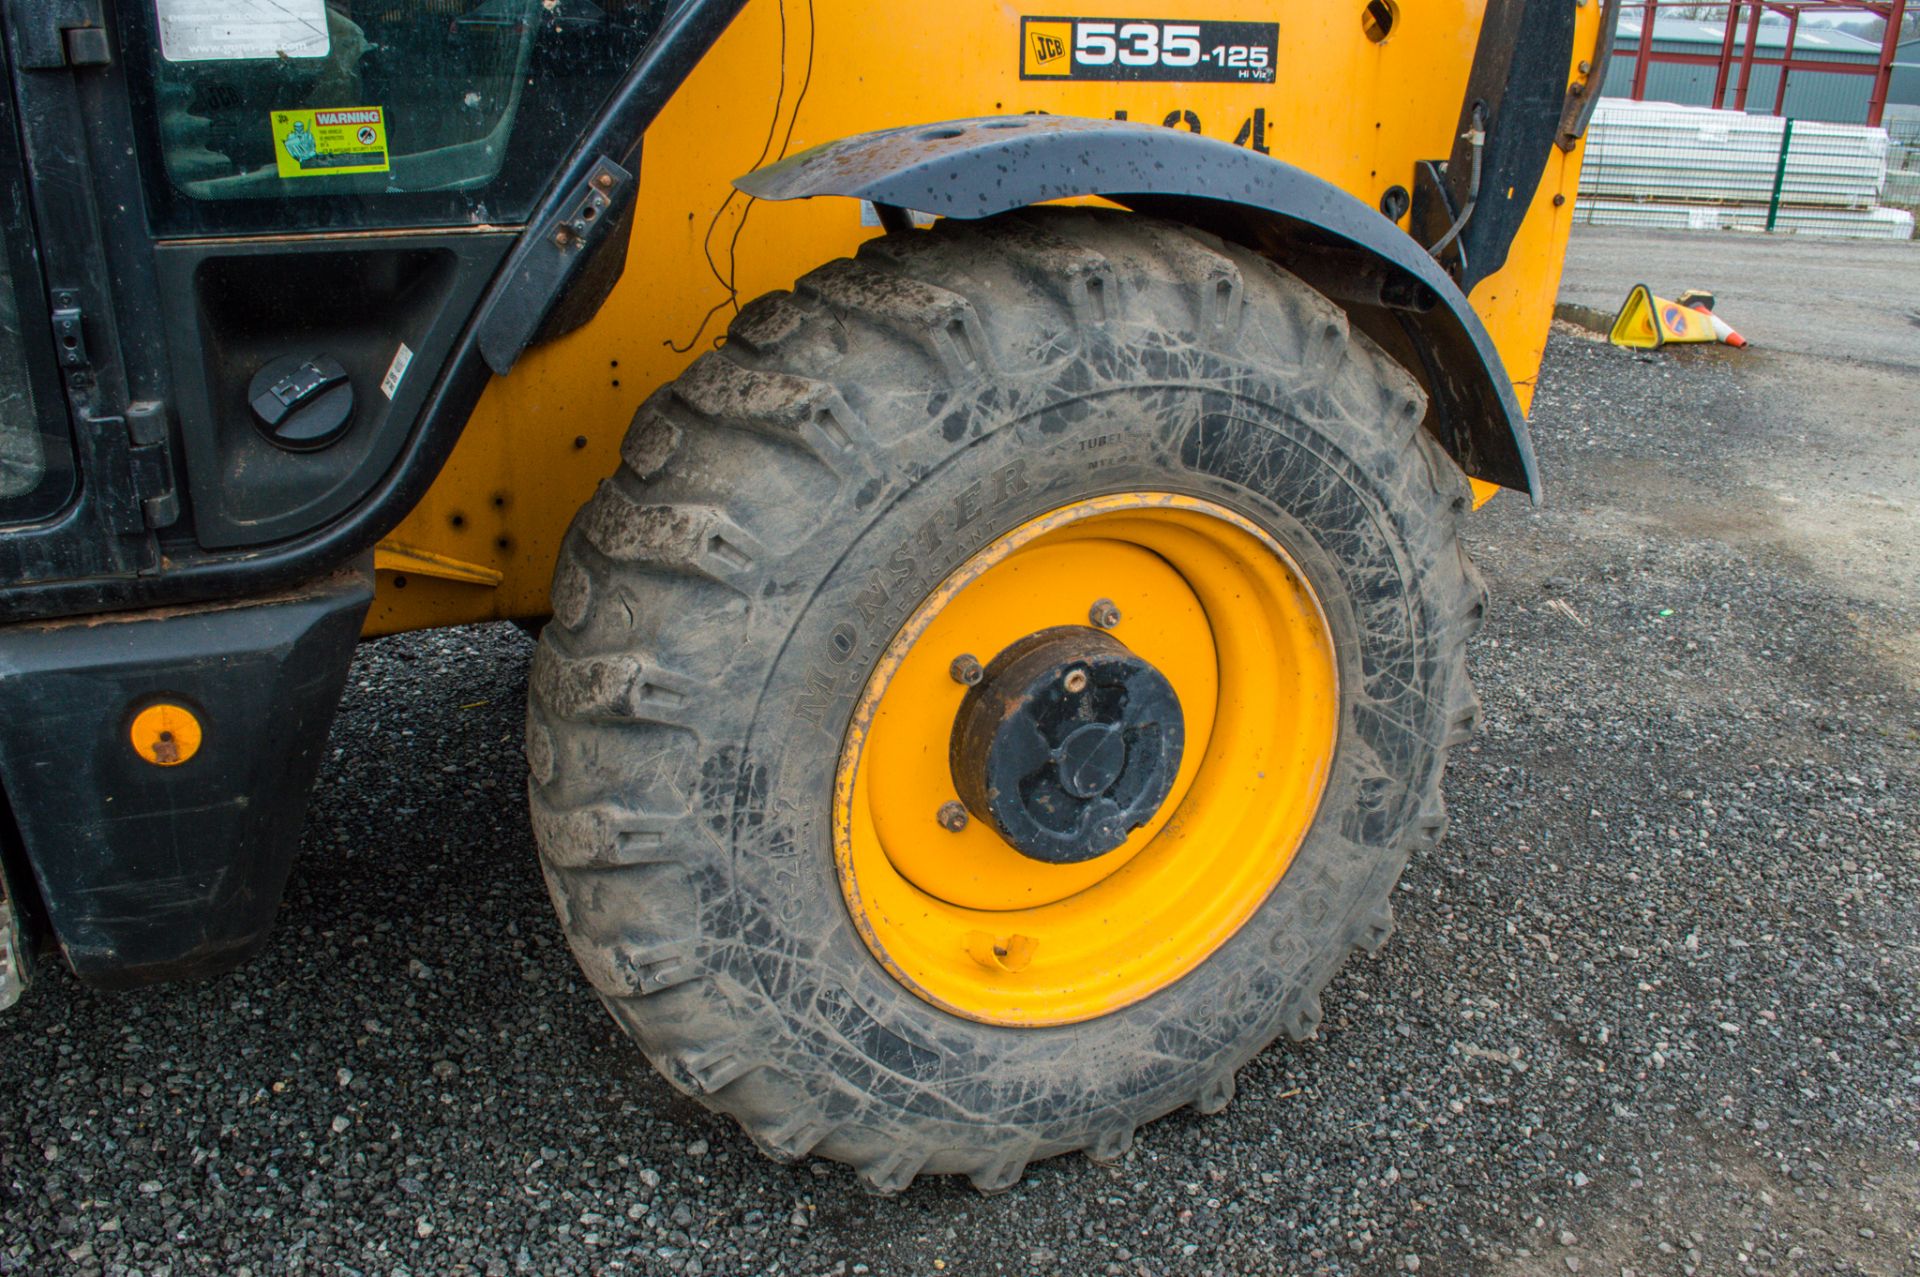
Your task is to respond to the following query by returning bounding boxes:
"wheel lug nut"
[1063,669,1089,694]
[949,653,984,686]
[937,801,970,832]
[1089,598,1122,630]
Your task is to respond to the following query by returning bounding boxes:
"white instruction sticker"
[380,342,414,400]
[156,0,330,63]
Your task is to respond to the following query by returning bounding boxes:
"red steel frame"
[1623,0,1909,126]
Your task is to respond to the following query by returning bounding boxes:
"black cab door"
[0,0,731,622]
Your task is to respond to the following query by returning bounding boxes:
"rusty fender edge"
[737,115,1541,503]
[0,566,371,992]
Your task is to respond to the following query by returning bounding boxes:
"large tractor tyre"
[526,208,1485,1192]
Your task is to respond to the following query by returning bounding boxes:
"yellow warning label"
[272,106,390,179]
[1608,283,1717,350]
[1024,21,1073,76]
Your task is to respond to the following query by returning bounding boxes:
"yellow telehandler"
[0,0,1611,1189]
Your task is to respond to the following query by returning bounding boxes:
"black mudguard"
[737,115,1541,502]
[0,567,370,988]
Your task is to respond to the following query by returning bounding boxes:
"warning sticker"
[157,0,330,63]
[379,342,414,400]
[272,107,391,179]
[1020,16,1278,82]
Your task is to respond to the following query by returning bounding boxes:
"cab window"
[131,0,667,234]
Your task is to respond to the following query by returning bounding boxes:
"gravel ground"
[3,322,1916,1274]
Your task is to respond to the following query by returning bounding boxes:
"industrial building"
[1604,12,1890,123]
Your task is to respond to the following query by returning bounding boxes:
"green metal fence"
[1577,99,1917,240]
[1884,116,1920,215]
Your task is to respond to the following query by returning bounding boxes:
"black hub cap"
[949,627,1185,864]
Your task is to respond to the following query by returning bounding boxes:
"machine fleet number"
[1021,17,1277,82]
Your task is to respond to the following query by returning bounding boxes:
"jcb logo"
[1023,20,1073,75]
[1019,15,1278,82]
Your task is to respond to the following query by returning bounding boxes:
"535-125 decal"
[1021,17,1278,82]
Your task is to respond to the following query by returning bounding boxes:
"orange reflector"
[129,703,203,767]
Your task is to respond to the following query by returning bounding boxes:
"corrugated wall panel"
[1891,64,1920,108]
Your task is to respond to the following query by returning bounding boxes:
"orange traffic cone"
[1695,307,1747,348]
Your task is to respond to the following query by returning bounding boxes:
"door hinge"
[50,297,89,368]
[125,402,180,531]
[476,155,635,375]
[19,0,112,70]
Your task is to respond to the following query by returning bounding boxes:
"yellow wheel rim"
[834,493,1339,1026]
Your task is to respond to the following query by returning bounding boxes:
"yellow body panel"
[364,0,1601,637]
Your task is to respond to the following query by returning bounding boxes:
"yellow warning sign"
[1023,21,1073,76]
[272,106,390,179]
[1607,283,1717,350]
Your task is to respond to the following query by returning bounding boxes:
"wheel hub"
[950,627,1184,865]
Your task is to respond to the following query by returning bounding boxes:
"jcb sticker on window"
[1020,17,1277,82]
[272,107,390,179]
